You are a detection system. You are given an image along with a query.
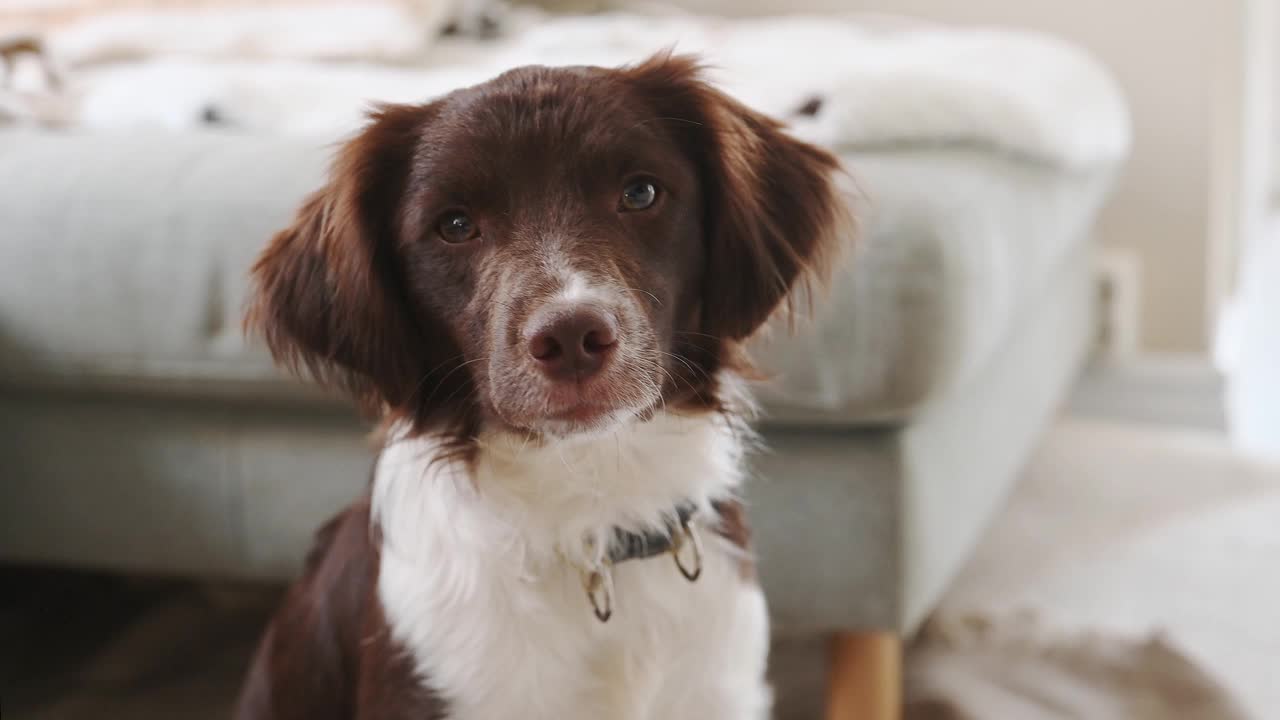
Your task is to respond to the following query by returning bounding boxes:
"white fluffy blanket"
[15,9,1131,170]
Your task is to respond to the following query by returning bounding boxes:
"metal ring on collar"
[670,518,703,582]
[582,565,615,622]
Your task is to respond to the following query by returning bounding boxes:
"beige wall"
[671,0,1238,352]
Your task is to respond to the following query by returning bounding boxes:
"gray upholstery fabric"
[750,247,1091,632]
[0,132,328,402]
[0,394,370,579]
[752,149,1113,423]
[0,132,1114,422]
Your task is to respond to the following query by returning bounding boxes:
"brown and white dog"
[236,53,844,720]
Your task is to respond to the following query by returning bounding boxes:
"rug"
[905,616,1247,720]
[937,419,1280,719]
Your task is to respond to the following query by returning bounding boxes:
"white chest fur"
[373,410,772,720]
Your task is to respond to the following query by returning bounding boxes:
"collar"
[606,502,699,566]
[580,502,703,623]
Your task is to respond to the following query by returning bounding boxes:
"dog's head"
[248,54,844,442]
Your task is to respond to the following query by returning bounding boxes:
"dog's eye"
[619,180,659,211]
[437,211,479,244]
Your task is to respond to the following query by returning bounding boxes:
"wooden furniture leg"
[824,631,902,720]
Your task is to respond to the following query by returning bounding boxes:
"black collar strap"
[606,502,698,566]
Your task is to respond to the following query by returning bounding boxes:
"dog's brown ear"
[246,103,439,417]
[625,53,847,340]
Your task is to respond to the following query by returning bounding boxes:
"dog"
[235,52,845,720]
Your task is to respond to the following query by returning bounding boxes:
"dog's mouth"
[530,387,657,436]
[547,402,614,424]
[487,362,664,437]
[537,407,636,438]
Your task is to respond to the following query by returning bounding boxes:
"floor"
[1,570,272,720]
[5,409,1278,718]
[937,417,1280,719]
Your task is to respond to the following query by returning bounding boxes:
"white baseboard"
[1068,354,1227,431]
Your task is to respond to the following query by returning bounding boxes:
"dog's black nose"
[526,306,618,381]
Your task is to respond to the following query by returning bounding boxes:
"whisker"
[654,362,685,396]
[655,353,708,405]
[515,427,538,459]
[555,444,582,481]
[421,356,488,408]
[619,286,662,306]
[673,330,721,341]
[660,350,710,382]
[407,352,467,401]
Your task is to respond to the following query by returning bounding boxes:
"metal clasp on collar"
[670,516,703,582]
[581,563,615,623]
